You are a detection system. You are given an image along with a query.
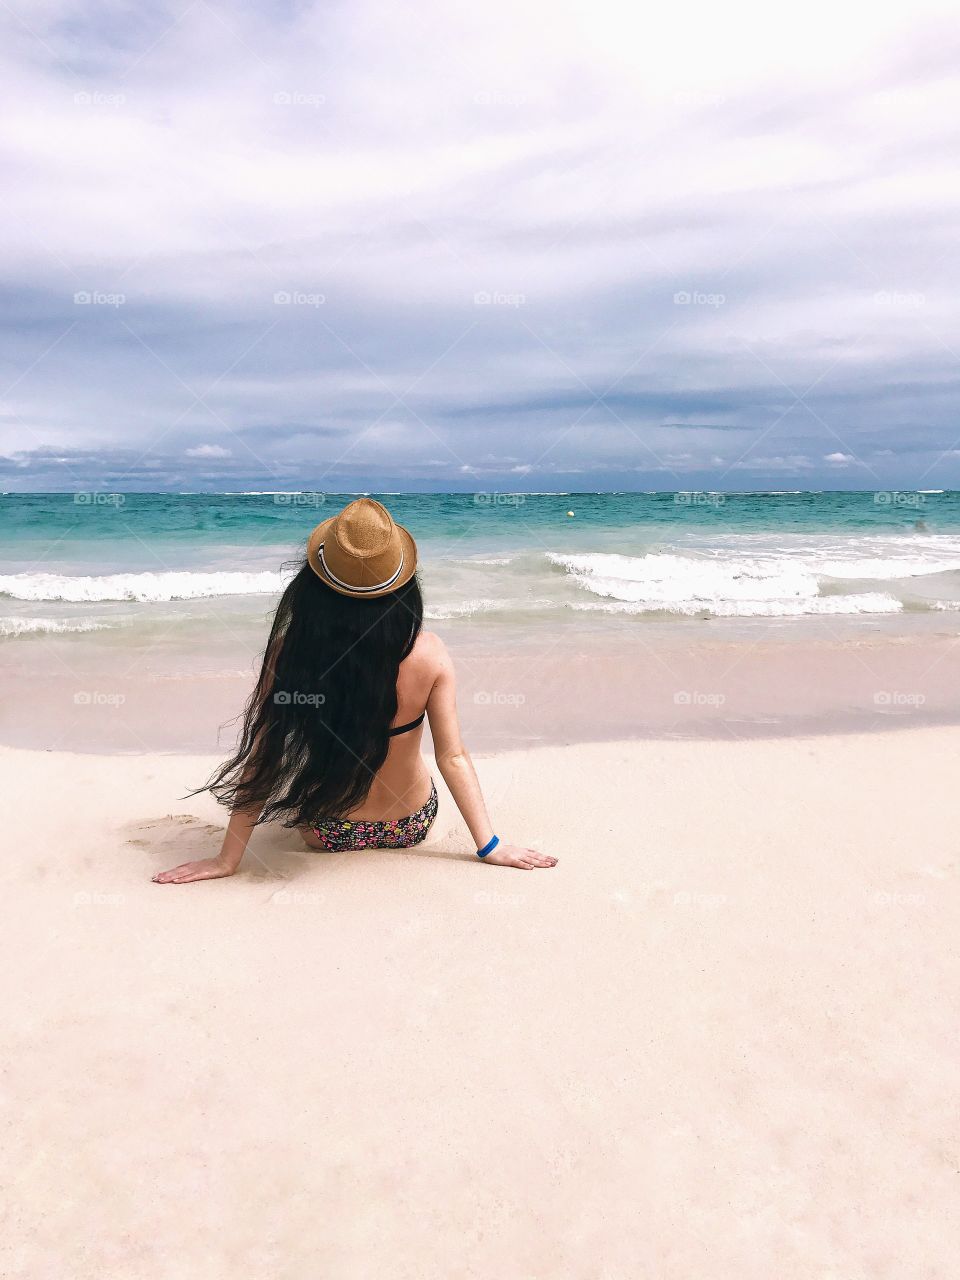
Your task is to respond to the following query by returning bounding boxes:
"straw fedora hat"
[306,498,418,598]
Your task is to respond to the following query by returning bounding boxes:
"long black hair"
[203,560,424,826]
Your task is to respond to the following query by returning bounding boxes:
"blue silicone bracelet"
[477,834,500,859]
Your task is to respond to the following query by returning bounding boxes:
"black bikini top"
[387,711,425,737]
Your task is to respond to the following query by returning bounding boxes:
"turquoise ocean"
[4,490,960,640]
[7,490,960,750]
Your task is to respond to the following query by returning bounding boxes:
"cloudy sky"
[2,0,959,492]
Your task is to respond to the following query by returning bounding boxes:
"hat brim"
[306,519,418,599]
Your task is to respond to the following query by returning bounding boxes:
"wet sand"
[3,616,960,753]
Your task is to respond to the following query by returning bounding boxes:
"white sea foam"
[570,594,902,618]
[0,570,286,603]
[817,557,960,579]
[0,617,115,637]
[425,598,502,620]
[549,551,818,605]
[547,551,911,617]
[5,535,959,622]
[425,597,554,620]
[685,531,960,566]
[451,556,516,566]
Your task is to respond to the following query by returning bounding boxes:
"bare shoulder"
[409,629,453,677]
[398,631,451,706]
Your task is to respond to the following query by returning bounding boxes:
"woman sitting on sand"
[154,498,557,884]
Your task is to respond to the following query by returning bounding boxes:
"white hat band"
[317,543,404,594]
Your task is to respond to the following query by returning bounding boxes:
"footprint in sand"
[124,813,223,855]
[127,813,314,882]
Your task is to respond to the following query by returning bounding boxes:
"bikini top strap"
[387,711,425,737]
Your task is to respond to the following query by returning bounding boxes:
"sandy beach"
[4,728,957,1278]
[6,0,960,1268]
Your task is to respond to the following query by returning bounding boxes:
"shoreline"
[5,702,960,757]
[3,617,960,754]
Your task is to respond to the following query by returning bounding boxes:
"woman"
[154,497,557,883]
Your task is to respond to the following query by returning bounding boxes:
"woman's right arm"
[153,801,261,884]
[154,636,281,884]
[426,637,557,871]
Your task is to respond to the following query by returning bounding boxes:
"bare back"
[340,630,443,820]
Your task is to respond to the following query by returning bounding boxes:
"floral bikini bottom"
[311,782,438,852]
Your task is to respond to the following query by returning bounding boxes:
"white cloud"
[732,454,815,473]
[185,444,232,459]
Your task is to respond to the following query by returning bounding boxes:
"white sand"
[2,731,957,1278]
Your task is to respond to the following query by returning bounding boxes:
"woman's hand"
[481,843,557,870]
[153,803,260,884]
[153,855,238,885]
